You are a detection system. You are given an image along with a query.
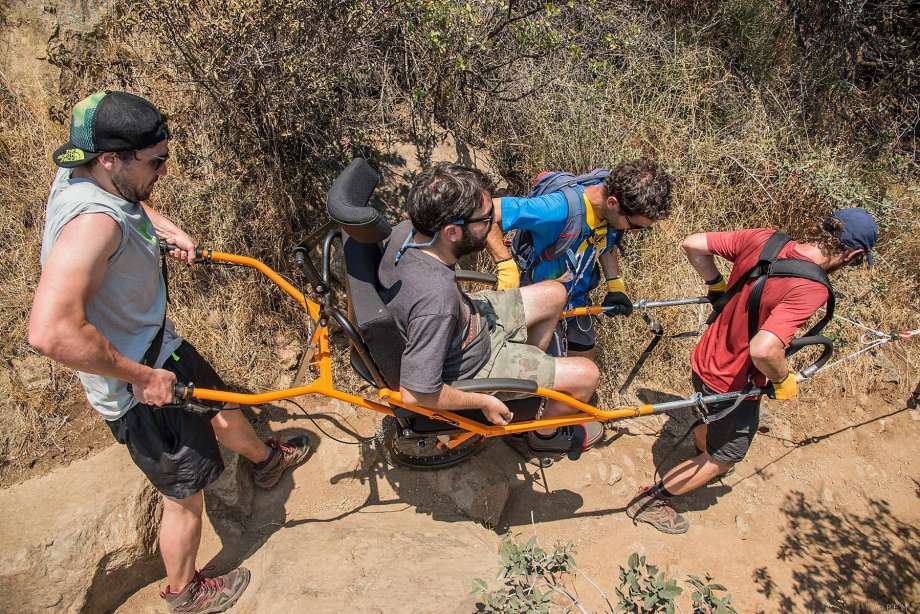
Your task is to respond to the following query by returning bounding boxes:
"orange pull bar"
[203,250,322,322]
[561,305,605,318]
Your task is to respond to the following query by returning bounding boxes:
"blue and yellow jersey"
[500,185,622,306]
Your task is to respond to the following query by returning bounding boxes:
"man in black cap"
[30,91,309,612]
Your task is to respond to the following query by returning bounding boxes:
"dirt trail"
[109,387,919,613]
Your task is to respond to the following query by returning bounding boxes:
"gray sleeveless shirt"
[40,169,183,420]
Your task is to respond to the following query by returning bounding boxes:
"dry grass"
[0,72,75,469]
[0,1,917,475]
[474,11,920,405]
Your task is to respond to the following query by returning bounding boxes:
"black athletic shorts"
[691,371,761,464]
[106,341,226,500]
[547,316,596,356]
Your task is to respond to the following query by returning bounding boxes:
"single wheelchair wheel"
[375,415,485,470]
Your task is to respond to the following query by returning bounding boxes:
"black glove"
[602,291,633,317]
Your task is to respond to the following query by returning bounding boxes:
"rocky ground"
[4,381,917,613]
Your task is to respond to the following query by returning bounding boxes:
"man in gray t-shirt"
[29,91,307,612]
[379,164,603,452]
[379,219,490,392]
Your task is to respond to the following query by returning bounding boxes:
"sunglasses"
[131,150,170,171]
[451,205,495,227]
[623,213,651,231]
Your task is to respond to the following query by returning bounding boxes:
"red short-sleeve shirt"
[690,229,830,393]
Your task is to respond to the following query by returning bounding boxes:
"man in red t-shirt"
[627,208,878,534]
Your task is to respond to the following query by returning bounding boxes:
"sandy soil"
[108,384,919,613]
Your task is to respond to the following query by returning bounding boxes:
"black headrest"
[326,159,391,244]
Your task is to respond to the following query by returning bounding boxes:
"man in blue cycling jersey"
[485,158,673,359]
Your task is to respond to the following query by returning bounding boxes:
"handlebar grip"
[786,335,834,379]
[174,382,191,403]
[604,304,631,316]
[450,378,539,394]
[158,239,206,261]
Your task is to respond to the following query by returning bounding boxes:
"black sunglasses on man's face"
[451,204,495,227]
[132,151,169,171]
[623,213,651,231]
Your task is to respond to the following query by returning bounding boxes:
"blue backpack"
[511,168,611,284]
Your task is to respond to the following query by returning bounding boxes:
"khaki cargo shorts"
[469,288,556,398]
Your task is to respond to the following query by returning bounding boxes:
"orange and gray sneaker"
[626,486,689,534]
[252,436,311,489]
[161,567,250,613]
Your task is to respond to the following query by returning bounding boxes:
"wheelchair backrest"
[342,238,405,389]
[326,159,404,389]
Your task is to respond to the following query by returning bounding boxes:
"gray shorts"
[692,371,761,464]
[469,288,556,398]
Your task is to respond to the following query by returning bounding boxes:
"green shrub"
[473,536,737,613]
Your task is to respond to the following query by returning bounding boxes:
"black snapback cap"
[53,91,170,168]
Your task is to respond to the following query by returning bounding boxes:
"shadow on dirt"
[201,403,318,577]
[259,428,637,535]
[752,490,920,612]
[635,386,734,513]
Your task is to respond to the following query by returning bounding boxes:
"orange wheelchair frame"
[173,248,831,466]
[171,160,833,468]
[177,248,672,443]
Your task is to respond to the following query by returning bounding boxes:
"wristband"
[706,273,727,292]
[606,277,626,294]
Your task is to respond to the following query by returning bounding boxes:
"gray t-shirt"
[40,168,183,420]
[378,221,490,393]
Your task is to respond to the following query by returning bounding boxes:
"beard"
[112,171,154,203]
[452,226,489,259]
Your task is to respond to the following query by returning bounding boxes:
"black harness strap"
[140,247,170,367]
[763,259,836,342]
[706,231,835,344]
[706,232,789,333]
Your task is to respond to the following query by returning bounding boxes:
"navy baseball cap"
[52,91,170,168]
[830,207,878,266]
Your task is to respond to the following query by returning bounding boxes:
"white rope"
[810,317,919,375]
[833,314,891,339]
[815,338,891,374]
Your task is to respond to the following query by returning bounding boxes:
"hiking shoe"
[526,422,604,454]
[252,436,310,489]
[161,567,250,613]
[626,487,689,534]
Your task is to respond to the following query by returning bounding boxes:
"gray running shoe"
[626,487,689,534]
[253,436,310,489]
[161,567,250,613]
[526,422,604,454]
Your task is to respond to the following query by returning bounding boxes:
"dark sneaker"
[626,487,689,534]
[161,567,250,613]
[252,436,310,489]
[526,422,604,454]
